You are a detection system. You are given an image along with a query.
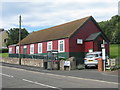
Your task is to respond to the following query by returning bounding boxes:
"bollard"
[98,58,103,72]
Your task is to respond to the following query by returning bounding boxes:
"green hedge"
[0,49,8,53]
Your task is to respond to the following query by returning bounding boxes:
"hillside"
[98,15,120,44]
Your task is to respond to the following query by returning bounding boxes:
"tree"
[98,15,120,44]
[6,28,29,46]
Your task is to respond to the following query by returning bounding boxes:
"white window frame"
[38,43,42,53]
[30,44,34,54]
[16,46,19,54]
[9,48,12,54]
[58,40,65,52]
[47,41,52,51]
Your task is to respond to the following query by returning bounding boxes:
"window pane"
[24,48,27,54]
[47,42,52,51]
[38,44,42,53]
[60,44,63,51]
[30,44,34,54]
[59,40,64,52]
[31,47,33,52]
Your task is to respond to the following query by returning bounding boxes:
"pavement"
[1,62,119,83]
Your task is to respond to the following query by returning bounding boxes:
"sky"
[1,0,119,32]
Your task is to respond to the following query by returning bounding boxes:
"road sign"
[64,61,70,66]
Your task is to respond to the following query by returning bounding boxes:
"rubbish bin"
[98,58,103,72]
[44,61,47,69]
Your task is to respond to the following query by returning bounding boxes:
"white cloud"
[1,0,118,32]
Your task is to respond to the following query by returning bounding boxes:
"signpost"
[101,40,106,71]
[64,61,70,66]
[77,39,83,44]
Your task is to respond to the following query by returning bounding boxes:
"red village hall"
[8,16,110,64]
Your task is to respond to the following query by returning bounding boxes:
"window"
[30,44,34,54]
[58,40,65,52]
[47,41,52,51]
[9,48,12,54]
[16,46,19,54]
[23,46,27,54]
[4,39,7,43]
[38,43,42,53]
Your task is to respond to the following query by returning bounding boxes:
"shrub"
[59,58,66,60]
[77,64,85,70]
[0,48,8,53]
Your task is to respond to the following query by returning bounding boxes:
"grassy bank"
[110,44,119,58]
[0,53,8,57]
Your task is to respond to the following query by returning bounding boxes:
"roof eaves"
[90,17,110,42]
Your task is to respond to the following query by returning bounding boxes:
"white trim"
[38,43,42,53]
[47,41,52,51]
[24,45,27,48]
[58,40,65,52]
[30,44,34,54]
[16,46,19,54]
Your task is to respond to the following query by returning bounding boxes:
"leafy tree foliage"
[6,28,29,46]
[98,15,120,44]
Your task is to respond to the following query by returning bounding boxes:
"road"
[0,64,119,89]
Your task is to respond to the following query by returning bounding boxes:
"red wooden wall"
[9,46,16,54]
[69,20,100,52]
[11,38,69,54]
[84,41,93,52]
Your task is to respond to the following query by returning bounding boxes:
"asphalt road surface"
[0,65,119,89]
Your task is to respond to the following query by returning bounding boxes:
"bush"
[0,48,8,53]
[77,64,85,70]
[111,66,120,70]
[59,58,66,60]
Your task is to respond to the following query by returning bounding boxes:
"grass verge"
[0,53,8,57]
[110,44,120,58]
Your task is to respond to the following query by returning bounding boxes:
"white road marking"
[1,65,118,85]
[22,79,57,88]
[102,72,119,77]
[67,76,118,84]
[0,73,14,78]
[44,73,118,85]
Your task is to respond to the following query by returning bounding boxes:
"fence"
[9,54,47,59]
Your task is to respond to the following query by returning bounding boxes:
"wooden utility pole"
[19,15,21,65]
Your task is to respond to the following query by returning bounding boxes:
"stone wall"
[59,57,76,71]
[1,58,44,68]
[1,57,77,70]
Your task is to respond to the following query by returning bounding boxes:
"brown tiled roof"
[19,16,91,45]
